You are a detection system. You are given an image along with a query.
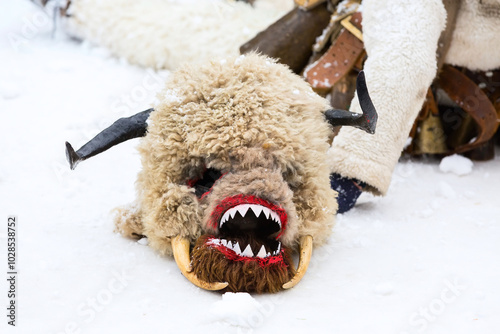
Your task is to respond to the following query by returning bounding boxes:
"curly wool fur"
[114,53,338,256]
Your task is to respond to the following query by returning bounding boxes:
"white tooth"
[221,239,227,247]
[277,242,281,253]
[250,205,263,217]
[233,242,242,255]
[229,207,238,219]
[262,207,271,219]
[220,212,230,226]
[237,204,250,217]
[241,244,254,257]
[270,211,278,222]
[267,252,271,257]
[256,245,267,258]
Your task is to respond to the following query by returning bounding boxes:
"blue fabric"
[330,173,365,213]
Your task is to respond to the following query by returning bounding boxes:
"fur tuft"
[191,235,295,293]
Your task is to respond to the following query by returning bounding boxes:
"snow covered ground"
[1,1,499,333]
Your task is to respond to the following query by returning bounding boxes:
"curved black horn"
[325,71,378,134]
[65,108,153,170]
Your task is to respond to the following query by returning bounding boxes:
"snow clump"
[439,154,473,176]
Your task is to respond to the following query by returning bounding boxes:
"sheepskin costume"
[61,0,293,69]
[328,0,500,196]
[109,53,338,292]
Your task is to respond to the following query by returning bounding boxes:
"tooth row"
[219,204,281,227]
[207,238,281,258]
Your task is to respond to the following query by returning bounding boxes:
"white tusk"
[282,235,313,290]
[171,236,228,291]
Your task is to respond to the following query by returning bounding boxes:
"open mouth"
[208,196,288,264]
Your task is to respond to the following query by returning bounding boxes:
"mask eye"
[187,168,223,198]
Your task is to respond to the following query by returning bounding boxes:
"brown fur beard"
[191,235,295,293]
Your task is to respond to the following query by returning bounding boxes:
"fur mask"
[66,54,377,293]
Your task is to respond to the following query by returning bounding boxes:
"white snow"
[1,2,500,334]
[137,237,149,246]
[373,282,395,296]
[0,81,22,100]
[211,292,262,328]
[439,154,474,176]
[436,181,457,200]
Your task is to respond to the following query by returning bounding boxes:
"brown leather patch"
[304,12,364,90]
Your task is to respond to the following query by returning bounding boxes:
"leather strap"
[438,65,499,153]
[304,12,364,91]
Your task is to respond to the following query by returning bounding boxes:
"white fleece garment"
[329,0,500,196]
[446,0,500,71]
[66,0,292,70]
